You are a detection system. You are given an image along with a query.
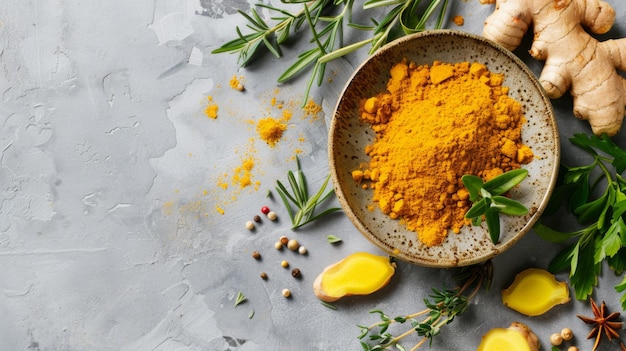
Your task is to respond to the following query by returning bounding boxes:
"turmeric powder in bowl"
[329,30,559,267]
[352,60,533,247]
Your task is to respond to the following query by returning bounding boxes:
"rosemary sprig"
[212,0,450,105]
[357,261,493,350]
[462,169,529,244]
[275,157,342,229]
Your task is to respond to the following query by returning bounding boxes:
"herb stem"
[214,0,451,105]
[358,262,493,350]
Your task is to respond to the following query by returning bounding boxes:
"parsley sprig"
[212,0,450,105]
[357,262,492,350]
[462,169,529,244]
[535,133,626,307]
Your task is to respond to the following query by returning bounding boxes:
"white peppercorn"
[268,211,277,220]
[287,239,299,251]
[245,221,255,230]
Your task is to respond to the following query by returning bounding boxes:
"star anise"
[576,298,624,351]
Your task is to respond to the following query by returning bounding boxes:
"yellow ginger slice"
[502,268,570,316]
[313,252,395,302]
[478,322,539,351]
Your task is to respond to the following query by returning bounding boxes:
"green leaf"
[262,35,282,58]
[327,234,343,243]
[234,291,246,307]
[573,189,608,224]
[491,196,528,216]
[607,248,626,274]
[399,0,423,34]
[548,243,576,274]
[363,0,404,10]
[562,163,594,184]
[534,221,583,243]
[465,198,487,219]
[568,171,591,211]
[483,168,528,195]
[595,217,625,263]
[569,240,599,300]
[615,274,626,310]
[277,47,321,83]
[461,174,483,202]
[572,133,626,173]
[569,133,600,156]
[485,208,500,244]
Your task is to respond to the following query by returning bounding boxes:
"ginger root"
[481,0,626,136]
[478,322,540,351]
[313,252,396,302]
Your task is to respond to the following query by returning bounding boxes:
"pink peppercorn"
[261,206,270,215]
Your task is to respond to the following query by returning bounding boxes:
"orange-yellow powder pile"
[205,96,218,119]
[352,60,533,247]
[256,118,287,147]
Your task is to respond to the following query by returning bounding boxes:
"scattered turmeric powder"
[257,117,287,147]
[453,15,464,26]
[354,60,533,246]
[232,157,256,187]
[229,74,245,91]
[204,96,218,119]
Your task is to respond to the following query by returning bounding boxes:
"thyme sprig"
[535,133,626,307]
[276,157,342,229]
[462,168,530,244]
[212,0,450,104]
[357,261,493,350]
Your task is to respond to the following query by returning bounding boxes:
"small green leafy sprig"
[534,133,626,307]
[212,0,450,105]
[462,169,530,244]
[234,291,246,307]
[276,157,342,229]
[357,261,493,350]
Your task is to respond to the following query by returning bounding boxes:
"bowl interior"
[329,30,560,267]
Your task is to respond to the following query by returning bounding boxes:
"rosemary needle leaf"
[278,48,321,83]
[363,0,404,10]
[234,291,247,307]
[327,234,343,243]
[263,35,282,58]
[321,301,337,310]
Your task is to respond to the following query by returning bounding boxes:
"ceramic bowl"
[328,30,560,268]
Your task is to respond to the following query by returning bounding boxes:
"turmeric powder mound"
[354,60,533,247]
[257,117,287,147]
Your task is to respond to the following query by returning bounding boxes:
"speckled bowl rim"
[328,30,560,268]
